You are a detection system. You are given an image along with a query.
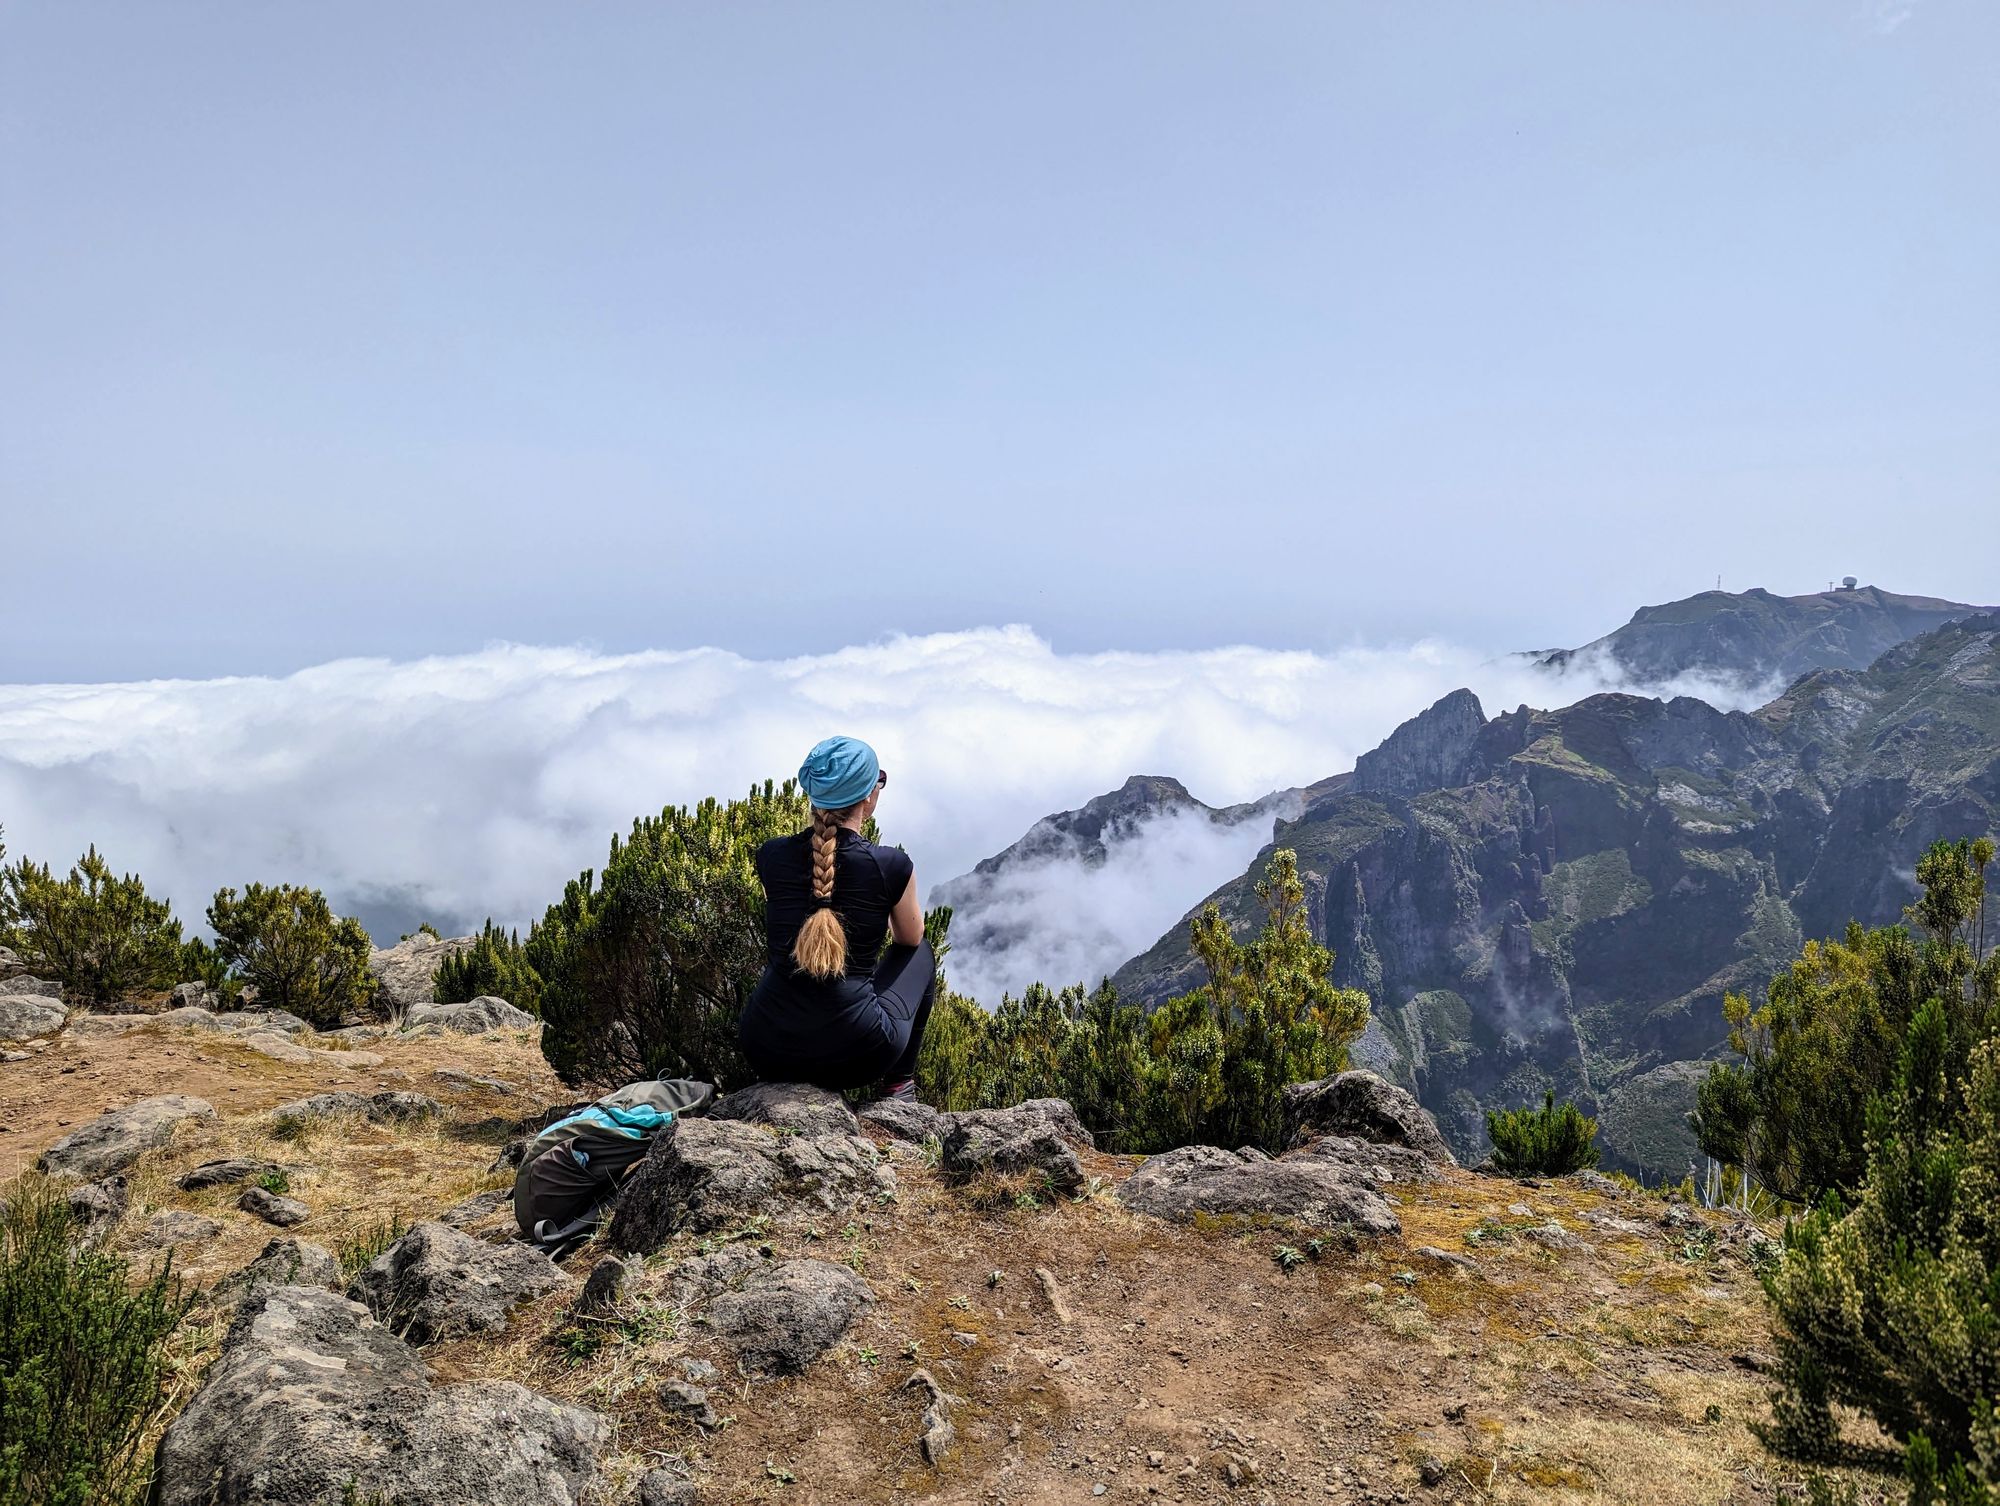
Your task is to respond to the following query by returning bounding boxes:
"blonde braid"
[792,806,850,979]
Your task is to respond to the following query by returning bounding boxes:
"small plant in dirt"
[0,1175,194,1506]
[552,1326,605,1367]
[254,1168,292,1195]
[207,881,378,1028]
[1485,1092,1601,1175]
[1272,1244,1305,1272]
[0,845,185,1005]
[335,1214,409,1280]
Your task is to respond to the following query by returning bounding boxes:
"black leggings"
[739,940,937,1092]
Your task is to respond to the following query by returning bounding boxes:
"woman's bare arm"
[889,869,924,946]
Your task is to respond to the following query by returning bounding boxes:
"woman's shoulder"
[757,830,807,866]
[849,836,914,892]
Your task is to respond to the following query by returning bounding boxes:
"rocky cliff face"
[1534,584,1987,692]
[1113,613,2000,1179]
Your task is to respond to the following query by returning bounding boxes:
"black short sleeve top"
[755,828,914,979]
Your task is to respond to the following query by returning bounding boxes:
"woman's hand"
[889,868,924,946]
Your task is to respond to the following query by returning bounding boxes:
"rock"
[269,1089,443,1129]
[608,1119,895,1255]
[405,995,536,1034]
[1116,1144,1400,1236]
[576,1254,642,1315]
[635,1466,700,1506]
[706,1258,873,1374]
[1412,1245,1479,1274]
[1352,688,1487,798]
[179,1158,274,1191]
[906,1368,957,1464]
[436,1188,512,1229]
[434,1067,514,1093]
[212,1009,315,1036]
[1571,1169,1626,1197]
[65,1013,149,1036]
[211,1238,344,1309]
[1522,1222,1586,1252]
[3,976,63,1000]
[1286,1134,1438,1184]
[236,1031,315,1064]
[65,1174,129,1234]
[1012,1098,1096,1148]
[1,1048,27,1062]
[142,1210,224,1247]
[1282,1071,1457,1166]
[939,1105,1086,1196]
[857,1096,949,1144]
[712,1080,858,1136]
[348,1220,568,1345]
[316,1024,384,1044]
[367,932,477,1015]
[153,1006,221,1031]
[168,981,216,1009]
[37,1094,216,1180]
[239,1186,311,1227]
[1419,1455,1450,1487]
[153,1284,607,1506]
[0,994,66,1040]
[0,944,23,979]
[659,1381,720,1429]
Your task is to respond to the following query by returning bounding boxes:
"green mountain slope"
[1112,612,2000,1178]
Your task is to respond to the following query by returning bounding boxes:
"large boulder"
[712,1081,858,1137]
[607,1119,895,1256]
[348,1221,568,1345]
[1286,1134,1439,1184]
[37,1095,216,1180]
[405,996,536,1034]
[1116,1144,1400,1236]
[153,1284,607,1506]
[0,944,25,980]
[0,994,66,1040]
[368,933,476,1015]
[939,1104,1086,1196]
[1282,1070,1457,1166]
[706,1258,873,1374]
[2,976,63,1000]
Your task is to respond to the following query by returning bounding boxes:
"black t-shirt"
[755,828,914,979]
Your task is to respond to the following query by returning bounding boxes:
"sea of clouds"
[0,627,1772,1002]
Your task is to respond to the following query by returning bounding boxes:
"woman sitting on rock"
[738,734,935,1101]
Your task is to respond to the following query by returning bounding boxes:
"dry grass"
[1,1027,1908,1504]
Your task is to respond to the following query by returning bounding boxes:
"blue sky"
[3,2,1995,682]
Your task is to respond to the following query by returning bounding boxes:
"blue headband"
[798,735,879,811]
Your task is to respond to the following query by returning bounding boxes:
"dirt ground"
[3,1020,1896,1506]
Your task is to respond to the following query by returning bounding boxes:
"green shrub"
[916,850,1368,1154]
[0,846,184,1005]
[175,936,244,1006]
[1696,837,1998,1205]
[206,882,377,1028]
[536,781,815,1085]
[1758,838,2000,1502]
[1485,1091,1601,1175]
[0,1176,192,1506]
[433,919,542,1014]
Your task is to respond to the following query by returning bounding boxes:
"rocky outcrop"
[405,995,535,1034]
[0,944,24,980]
[1351,689,1486,798]
[367,932,476,1015]
[705,1258,874,1374]
[2,975,62,1000]
[608,1119,895,1256]
[211,1009,314,1035]
[939,1101,1089,1195]
[1116,1145,1400,1236]
[37,1094,216,1179]
[858,1097,949,1144]
[348,1221,567,1345]
[712,1081,859,1137]
[1283,1072,1456,1166]
[0,994,66,1040]
[153,1284,607,1506]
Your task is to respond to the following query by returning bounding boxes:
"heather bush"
[0,1176,192,1506]
[432,919,543,1014]
[1485,1091,1600,1175]
[0,845,184,1004]
[206,882,377,1028]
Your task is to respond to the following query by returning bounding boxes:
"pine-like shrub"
[1758,838,2000,1503]
[1485,1091,1601,1175]
[433,919,543,1014]
[0,1176,193,1506]
[0,846,184,1005]
[206,882,377,1028]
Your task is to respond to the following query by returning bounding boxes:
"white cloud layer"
[0,628,1771,1000]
